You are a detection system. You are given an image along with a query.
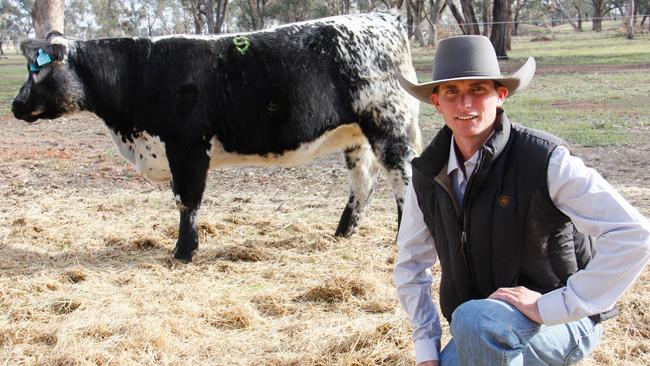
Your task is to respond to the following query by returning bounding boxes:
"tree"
[325,0,351,14]
[266,0,327,23]
[511,0,527,35]
[426,0,445,46]
[32,0,63,38]
[624,0,634,38]
[482,0,490,35]
[379,0,404,8]
[445,0,480,34]
[460,0,480,34]
[407,0,426,47]
[591,0,614,31]
[553,0,579,30]
[490,0,508,58]
[235,0,270,30]
[1,0,29,54]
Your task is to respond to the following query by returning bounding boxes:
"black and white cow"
[12,12,421,262]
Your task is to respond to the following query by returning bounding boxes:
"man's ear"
[496,86,509,107]
[429,93,441,112]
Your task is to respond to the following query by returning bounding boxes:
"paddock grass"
[411,21,650,146]
[0,54,26,116]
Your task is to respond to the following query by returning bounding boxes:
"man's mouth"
[456,115,478,121]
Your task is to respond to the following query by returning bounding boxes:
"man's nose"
[458,93,472,108]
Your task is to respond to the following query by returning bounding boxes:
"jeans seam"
[563,323,601,366]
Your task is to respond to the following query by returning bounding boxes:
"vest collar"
[413,110,512,181]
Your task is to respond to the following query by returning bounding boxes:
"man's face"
[429,80,508,143]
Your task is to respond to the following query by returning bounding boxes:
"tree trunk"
[506,0,512,50]
[214,0,228,33]
[482,0,489,35]
[625,0,634,39]
[512,0,526,36]
[407,1,414,39]
[32,0,64,39]
[408,0,426,47]
[427,0,445,47]
[446,0,467,34]
[0,41,4,56]
[490,0,508,58]
[591,0,605,31]
[577,11,583,30]
[460,0,481,34]
[554,0,578,30]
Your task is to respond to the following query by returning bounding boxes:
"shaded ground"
[0,106,648,365]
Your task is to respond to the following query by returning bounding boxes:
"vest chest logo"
[498,195,511,207]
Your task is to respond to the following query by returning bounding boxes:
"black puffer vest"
[411,112,593,322]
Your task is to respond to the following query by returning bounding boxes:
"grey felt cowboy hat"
[398,35,536,104]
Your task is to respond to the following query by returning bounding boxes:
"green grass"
[412,21,650,146]
[0,54,26,116]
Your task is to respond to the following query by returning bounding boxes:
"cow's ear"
[20,39,46,61]
[20,40,66,63]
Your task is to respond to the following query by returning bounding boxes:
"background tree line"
[1,0,648,56]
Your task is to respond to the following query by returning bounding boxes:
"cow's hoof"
[334,228,354,238]
[173,249,194,262]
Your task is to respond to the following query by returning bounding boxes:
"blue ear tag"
[36,48,52,66]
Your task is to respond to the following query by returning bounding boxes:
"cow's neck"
[71,38,151,131]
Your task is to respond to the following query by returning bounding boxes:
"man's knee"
[450,299,521,343]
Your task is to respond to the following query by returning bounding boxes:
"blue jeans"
[440,299,603,366]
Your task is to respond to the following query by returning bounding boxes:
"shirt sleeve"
[393,182,442,362]
[537,146,650,325]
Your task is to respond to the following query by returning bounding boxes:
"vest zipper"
[459,152,486,294]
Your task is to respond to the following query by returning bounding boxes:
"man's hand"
[488,286,543,323]
[416,361,439,366]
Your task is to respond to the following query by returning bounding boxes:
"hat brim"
[397,57,536,105]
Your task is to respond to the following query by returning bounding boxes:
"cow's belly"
[108,129,171,182]
[208,123,369,168]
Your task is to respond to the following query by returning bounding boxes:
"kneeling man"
[394,35,650,365]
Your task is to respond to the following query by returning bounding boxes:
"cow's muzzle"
[11,100,39,123]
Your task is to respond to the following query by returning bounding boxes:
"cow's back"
[142,12,414,157]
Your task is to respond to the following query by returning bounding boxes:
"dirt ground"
[0,110,649,365]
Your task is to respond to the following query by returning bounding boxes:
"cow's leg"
[167,145,210,262]
[361,123,418,231]
[335,144,382,237]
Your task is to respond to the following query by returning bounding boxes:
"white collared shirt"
[447,136,480,207]
[394,143,650,363]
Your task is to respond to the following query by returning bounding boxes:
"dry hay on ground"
[0,114,649,365]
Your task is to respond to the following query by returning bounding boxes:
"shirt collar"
[447,135,481,176]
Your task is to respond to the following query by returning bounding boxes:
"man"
[394,35,650,365]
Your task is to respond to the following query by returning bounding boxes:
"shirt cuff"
[538,287,570,325]
[414,337,440,363]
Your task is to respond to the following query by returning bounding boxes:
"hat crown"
[432,35,502,81]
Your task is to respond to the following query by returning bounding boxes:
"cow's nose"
[11,98,27,118]
[11,99,22,118]
[11,99,36,122]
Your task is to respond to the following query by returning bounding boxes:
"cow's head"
[12,32,84,123]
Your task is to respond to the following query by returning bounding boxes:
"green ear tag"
[36,48,52,66]
[233,36,250,55]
